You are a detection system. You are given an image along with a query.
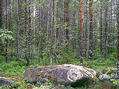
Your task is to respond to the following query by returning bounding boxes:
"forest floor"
[0,54,118,89]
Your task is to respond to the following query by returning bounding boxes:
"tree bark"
[85,0,88,59]
[64,0,69,63]
[117,0,119,79]
[79,0,83,65]
[0,0,2,28]
[89,0,93,59]
[104,0,108,59]
[100,0,103,55]
[25,0,29,66]
[64,0,69,41]
[16,0,20,61]
[0,0,3,52]
[38,0,41,62]
[5,0,8,62]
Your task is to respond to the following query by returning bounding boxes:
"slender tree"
[85,0,88,59]
[0,0,2,28]
[28,0,32,59]
[117,0,119,79]
[8,0,13,58]
[100,0,103,54]
[79,0,83,65]
[38,0,41,62]
[24,0,30,65]
[5,0,8,62]
[64,0,69,63]
[55,1,61,64]
[64,0,69,41]
[89,0,93,59]
[56,1,59,42]
[16,0,20,60]
[0,0,3,52]
[104,0,108,59]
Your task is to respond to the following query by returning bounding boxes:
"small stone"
[99,74,111,80]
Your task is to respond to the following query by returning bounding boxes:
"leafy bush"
[0,29,14,44]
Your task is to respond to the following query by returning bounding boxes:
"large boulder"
[24,64,97,85]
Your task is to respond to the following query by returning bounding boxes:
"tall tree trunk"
[55,1,61,64]
[117,0,119,79]
[85,0,88,59]
[104,0,108,59]
[108,0,112,54]
[50,0,55,65]
[45,6,50,65]
[64,0,69,63]
[0,0,2,28]
[64,0,69,41]
[8,0,12,57]
[79,0,83,65]
[38,0,41,62]
[28,0,31,59]
[0,0,3,52]
[56,1,60,44]
[100,0,103,55]
[16,0,20,61]
[25,0,29,66]
[89,0,93,59]
[38,0,43,63]
[5,0,8,62]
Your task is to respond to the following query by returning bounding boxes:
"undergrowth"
[0,51,118,89]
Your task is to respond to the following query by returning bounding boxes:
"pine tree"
[24,0,30,65]
[79,0,83,65]
[89,0,93,59]
[117,0,119,79]
[16,0,20,60]
[0,0,2,28]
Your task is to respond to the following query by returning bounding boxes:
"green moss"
[102,67,116,74]
[30,74,35,78]
[48,76,57,82]
[40,71,45,77]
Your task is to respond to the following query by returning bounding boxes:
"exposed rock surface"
[99,74,111,80]
[24,64,97,84]
[98,67,117,81]
[102,67,116,74]
[0,77,15,86]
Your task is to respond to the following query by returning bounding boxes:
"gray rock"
[102,67,116,74]
[99,74,111,80]
[24,64,97,85]
[0,77,15,86]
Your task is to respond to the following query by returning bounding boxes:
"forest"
[0,0,119,89]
